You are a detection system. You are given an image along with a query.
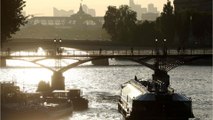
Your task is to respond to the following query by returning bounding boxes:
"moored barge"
[118,71,194,120]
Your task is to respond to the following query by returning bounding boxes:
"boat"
[67,89,89,110]
[36,80,88,111]
[50,89,88,111]
[118,71,194,120]
[1,82,73,120]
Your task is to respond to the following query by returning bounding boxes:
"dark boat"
[51,89,88,111]
[118,70,194,120]
[1,82,73,120]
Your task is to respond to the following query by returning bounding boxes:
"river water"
[0,59,212,120]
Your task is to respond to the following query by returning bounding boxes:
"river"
[0,59,212,120]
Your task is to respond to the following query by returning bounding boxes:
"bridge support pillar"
[0,58,6,67]
[51,71,65,90]
[92,58,109,66]
[152,69,170,91]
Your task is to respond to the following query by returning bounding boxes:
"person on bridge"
[131,47,134,55]
[99,48,102,55]
[7,48,11,56]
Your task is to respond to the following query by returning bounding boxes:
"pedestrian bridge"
[1,48,212,71]
[1,48,212,90]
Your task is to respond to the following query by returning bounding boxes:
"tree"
[1,0,27,43]
[103,6,118,40]
[37,80,51,93]
[116,5,137,42]
[157,0,175,45]
[103,5,137,42]
[192,12,212,47]
[134,21,158,46]
[175,10,190,47]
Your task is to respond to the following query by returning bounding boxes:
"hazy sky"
[24,0,174,16]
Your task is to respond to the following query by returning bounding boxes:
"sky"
[23,0,174,16]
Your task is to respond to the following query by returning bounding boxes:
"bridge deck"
[0,49,212,58]
[1,49,211,72]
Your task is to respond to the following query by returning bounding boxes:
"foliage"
[1,0,27,41]
[103,5,137,42]
[175,10,190,47]
[134,21,158,46]
[175,10,212,48]
[103,6,118,40]
[37,80,51,92]
[156,0,175,45]
[191,12,212,46]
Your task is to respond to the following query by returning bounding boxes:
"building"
[13,4,110,40]
[129,0,144,20]
[28,5,103,27]
[141,3,159,21]
[129,0,159,21]
[82,4,96,17]
[148,4,158,13]
[53,8,74,17]
[173,0,212,13]
[141,13,159,21]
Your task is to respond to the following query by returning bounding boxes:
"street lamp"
[53,38,62,55]
[163,38,167,55]
[155,38,159,55]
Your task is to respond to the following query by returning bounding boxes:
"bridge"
[0,48,212,90]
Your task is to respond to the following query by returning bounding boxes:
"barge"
[1,82,73,120]
[118,70,194,120]
[51,89,88,111]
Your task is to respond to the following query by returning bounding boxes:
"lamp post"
[53,38,62,55]
[154,38,159,70]
[155,38,159,55]
[189,15,193,48]
[53,38,63,69]
[163,38,167,55]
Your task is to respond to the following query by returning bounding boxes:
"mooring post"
[51,71,65,90]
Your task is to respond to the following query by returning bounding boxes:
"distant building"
[13,4,110,40]
[141,3,159,21]
[29,5,102,26]
[141,13,159,21]
[129,0,159,21]
[141,8,147,13]
[173,0,212,13]
[53,7,74,17]
[148,4,158,13]
[129,0,143,20]
[82,4,96,17]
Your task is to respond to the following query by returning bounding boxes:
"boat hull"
[118,80,194,120]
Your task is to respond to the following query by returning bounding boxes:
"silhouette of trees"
[37,80,51,92]
[1,0,27,42]
[156,0,175,45]
[103,6,118,41]
[175,10,212,48]
[192,12,212,47]
[175,10,190,47]
[102,0,211,48]
[103,5,137,42]
[134,21,157,46]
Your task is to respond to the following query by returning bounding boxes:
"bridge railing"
[0,49,212,57]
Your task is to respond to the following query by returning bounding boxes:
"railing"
[0,49,212,57]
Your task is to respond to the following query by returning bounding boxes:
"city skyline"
[23,0,173,16]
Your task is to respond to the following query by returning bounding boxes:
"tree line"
[103,0,212,48]
[1,0,211,49]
